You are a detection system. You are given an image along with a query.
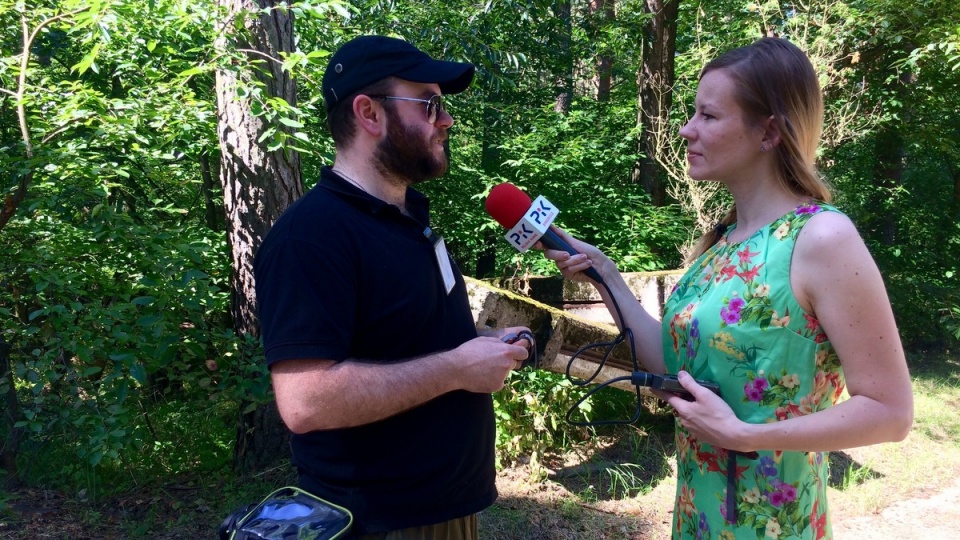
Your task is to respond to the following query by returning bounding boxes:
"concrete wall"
[488,271,685,325]
[464,272,686,393]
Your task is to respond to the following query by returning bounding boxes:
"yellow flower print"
[815,349,828,366]
[765,517,782,538]
[780,373,800,389]
[774,221,791,240]
[708,331,745,360]
[676,430,691,461]
[770,309,790,327]
[754,283,770,297]
[720,532,737,540]
[678,484,696,517]
[743,487,761,504]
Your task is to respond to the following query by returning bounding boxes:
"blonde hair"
[687,37,832,263]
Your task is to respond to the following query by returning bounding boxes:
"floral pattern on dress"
[663,203,846,539]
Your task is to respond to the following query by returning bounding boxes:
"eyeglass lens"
[427,95,443,124]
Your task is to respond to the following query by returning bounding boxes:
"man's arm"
[271,335,531,433]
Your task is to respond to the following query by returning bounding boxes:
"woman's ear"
[352,95,386,137]
[761,114,782,150]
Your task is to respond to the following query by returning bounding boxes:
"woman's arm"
[539,226,666,374]
[664,212,913,452]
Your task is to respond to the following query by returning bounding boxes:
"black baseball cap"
[322,35,475,111]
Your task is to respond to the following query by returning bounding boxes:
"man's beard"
[374,107,449,186]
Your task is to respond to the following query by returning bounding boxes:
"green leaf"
[129,363,148,385]
[73,42,102,75]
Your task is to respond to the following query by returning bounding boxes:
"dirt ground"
[2,443,959,538]
[485,437,960,540]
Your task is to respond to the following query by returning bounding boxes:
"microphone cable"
[563,276,650,427]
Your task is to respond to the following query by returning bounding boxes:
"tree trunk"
[873,125,903,246]
[477,99,503,279]
[871,69,915,246]
[215,0,303,474]
[590,0,615,102]
[0,336,21,489]
[631,0,678,207]
[200,150,223,231]
[952,162,960,220]
[553,0,574,114]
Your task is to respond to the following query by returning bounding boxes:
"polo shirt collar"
[319,166,430,224]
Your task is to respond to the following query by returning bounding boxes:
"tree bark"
[0,336,21,489]
[200,150,223,231]
[553,0,574,114]
[872,125,903,246]
[477,99,503,279]
[952,164,960,220]
[589,0,615,102]
[631,0,678,207]
[215,0,302,473]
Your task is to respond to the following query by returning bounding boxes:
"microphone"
[485,183,604,284]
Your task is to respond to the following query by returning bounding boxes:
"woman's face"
[679,69,765,183]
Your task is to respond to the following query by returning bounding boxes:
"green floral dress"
[662,203,846,540]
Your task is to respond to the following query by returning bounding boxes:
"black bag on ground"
[219,486,353,540]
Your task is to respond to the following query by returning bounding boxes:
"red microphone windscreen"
[485,183,533,229]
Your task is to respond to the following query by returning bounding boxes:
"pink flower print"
[769,480,798,507]
[796,203,821,215]
[811,500,828,540]
[803,313,820,333]
[736,246,760,265]
[718,264,738,282]
[737,262,765,283]
[744,377,768,402]
[720,297,745,324]
[780,482,797,503]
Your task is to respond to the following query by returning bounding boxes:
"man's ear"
[761,114,782,149]
[352,95,386,137]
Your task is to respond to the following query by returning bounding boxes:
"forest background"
[1,0,959,536]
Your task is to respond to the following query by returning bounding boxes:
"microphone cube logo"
[505,195,559,252]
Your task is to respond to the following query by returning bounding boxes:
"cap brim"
[396,59,475,95]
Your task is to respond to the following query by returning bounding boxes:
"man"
[254,35,531,539]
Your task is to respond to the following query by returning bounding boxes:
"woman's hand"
[656,371,754,452]
[536,226,610,284]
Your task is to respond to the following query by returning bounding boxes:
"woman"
[541,37,913,539]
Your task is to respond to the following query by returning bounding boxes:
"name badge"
[424,227,456,294]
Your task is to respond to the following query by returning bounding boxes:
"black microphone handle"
[539,229,605,284]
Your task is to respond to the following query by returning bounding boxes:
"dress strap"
[725,450,759,524]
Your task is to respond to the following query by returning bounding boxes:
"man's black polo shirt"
[253,167,496,534]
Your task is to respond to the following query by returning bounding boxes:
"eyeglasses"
[368,94,445,124]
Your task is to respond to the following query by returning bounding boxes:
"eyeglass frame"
[367,94,445,124]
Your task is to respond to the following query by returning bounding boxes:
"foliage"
[493,370,591,475]
[0,206,259,490]
[1,0,959,500]
[0,0,262,491]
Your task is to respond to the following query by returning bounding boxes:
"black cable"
[562,277,725,427]
[563,278,648,427]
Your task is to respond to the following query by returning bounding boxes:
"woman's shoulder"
[795,205,861,246]
[791,204,880,308]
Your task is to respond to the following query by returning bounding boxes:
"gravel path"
[832,476,960,539]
